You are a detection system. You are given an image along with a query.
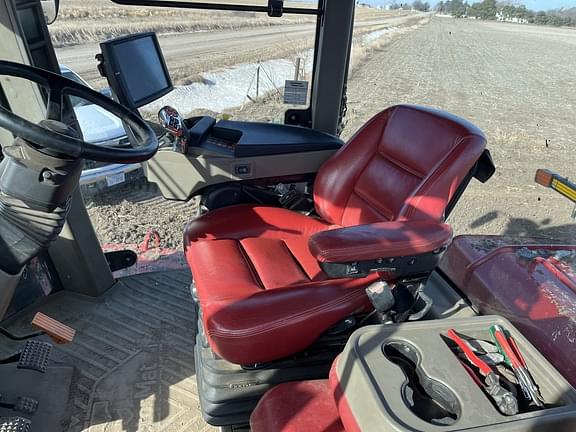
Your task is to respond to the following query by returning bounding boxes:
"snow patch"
[362,27,398,45]
[145,53,312,114]
[144,27,398,114]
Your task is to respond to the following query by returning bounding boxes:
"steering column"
[0,60,157,317]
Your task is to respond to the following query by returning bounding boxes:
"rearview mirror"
[40,0,60,25]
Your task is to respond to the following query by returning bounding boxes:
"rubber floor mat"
[0,271,216,432]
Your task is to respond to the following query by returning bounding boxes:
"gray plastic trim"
[146,149,336,201]
[336,316,576,431]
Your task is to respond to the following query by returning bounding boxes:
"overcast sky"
[365,0,576,10]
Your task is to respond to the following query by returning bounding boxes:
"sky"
[523,0,576,9]
[365,0,576,10]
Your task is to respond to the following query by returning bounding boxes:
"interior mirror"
[268,0,283,17]
[40,0,60,25]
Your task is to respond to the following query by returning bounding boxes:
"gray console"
[146,119,343,201]
[334,316,576,431]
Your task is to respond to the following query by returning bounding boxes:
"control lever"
[366,281,395,315]
[158,106,188,153]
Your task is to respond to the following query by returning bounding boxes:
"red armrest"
[309,221,453,263]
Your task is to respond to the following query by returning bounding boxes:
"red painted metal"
[440,235,576,386]
[102,230,188,278]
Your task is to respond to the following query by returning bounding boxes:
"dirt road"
[343,17,576,242]
[56,14,417,85]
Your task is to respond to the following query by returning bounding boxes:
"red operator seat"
[184,105,487,365]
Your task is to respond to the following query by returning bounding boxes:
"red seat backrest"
[313,105,487,226]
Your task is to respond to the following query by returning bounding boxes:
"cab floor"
[1,270,216,432]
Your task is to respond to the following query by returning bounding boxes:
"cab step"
[17,341,52,373]
[0,416,31,432]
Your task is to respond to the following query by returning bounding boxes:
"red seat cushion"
[185,204,376,364]
[250,380,344,432]
[314,105,486,225]
[184,105,487,365]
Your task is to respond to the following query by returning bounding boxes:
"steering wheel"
[0,60,157,163]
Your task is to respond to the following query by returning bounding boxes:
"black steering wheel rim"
[0,60,158,163]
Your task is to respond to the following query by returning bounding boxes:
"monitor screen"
[100,32,172,108]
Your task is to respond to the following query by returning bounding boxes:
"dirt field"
[86,17,576,249]
[340,17,576,242]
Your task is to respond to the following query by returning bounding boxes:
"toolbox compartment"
[332,315,576,431]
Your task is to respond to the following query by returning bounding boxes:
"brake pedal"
[0,417,31,432]
[17,340,52,373]
[0,396,38,417]
[31,313,75,344]
[13,398,38,416]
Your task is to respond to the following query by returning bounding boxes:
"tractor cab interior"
[0,1,575,431]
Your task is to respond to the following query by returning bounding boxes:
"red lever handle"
[447,329,492,376]
[493,327,522,369]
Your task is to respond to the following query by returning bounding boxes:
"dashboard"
[184,117,343,158]
[146,117,344,201]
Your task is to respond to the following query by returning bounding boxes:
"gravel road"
[57,14,417,86]
[86,17,576,249]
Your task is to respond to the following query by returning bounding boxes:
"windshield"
[45,0,575,253]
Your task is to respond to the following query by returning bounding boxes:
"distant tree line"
[435,0,576,27]
[389,1,431,12]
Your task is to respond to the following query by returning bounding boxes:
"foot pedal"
[0,396,38,416]
[17,341,52,373]
[0,417,31,432]
[13,398,38,416]
[31,313,75,344]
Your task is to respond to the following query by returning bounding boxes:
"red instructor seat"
[250,358,357,432]
[184,105,487,365]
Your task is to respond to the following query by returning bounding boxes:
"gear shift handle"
[158,106,188,153]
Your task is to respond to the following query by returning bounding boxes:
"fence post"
[256,64,261,97]
[294,57,301,80]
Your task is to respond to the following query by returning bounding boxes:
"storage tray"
[333,315,576,431]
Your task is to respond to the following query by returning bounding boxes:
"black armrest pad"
[309,221,453,263]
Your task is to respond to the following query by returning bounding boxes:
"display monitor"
[99,32,173,108]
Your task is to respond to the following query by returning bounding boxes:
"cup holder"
[384,341,461,426]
